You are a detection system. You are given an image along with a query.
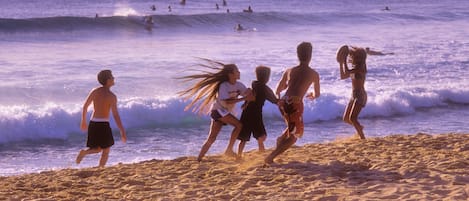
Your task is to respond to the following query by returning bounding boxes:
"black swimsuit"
[350,71,367,107]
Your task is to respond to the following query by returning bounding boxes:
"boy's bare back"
[284,65,319,98]
[89,87,117,119]
[276,42,320,99]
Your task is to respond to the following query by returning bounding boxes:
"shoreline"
[1,133,468,200]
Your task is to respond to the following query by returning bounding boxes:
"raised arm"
[339,61,351,80]
[111,95,127,143]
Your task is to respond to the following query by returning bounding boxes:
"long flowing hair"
[177,58,237,114]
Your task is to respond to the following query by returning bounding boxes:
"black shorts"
[87,121,114,149]
[210,110,228,125]
[351,89,367,107]
[237,111,266,141]
[210,110,223,121]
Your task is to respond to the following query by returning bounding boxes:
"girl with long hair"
[178,59,253,161]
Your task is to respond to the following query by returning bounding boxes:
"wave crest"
[1,88,468,144]
[1,10,465,33]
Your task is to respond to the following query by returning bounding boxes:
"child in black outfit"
[237,66,278,159]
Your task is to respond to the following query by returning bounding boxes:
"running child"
[75,70,127,167]
[237,66,278,159]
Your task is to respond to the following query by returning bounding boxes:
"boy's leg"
[99,147,111,167]
[257,135,266,152]
[265,133,297,165]
[237,141,246,159]
[76,148,102,164]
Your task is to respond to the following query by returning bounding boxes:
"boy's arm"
[265,86,278,104]
[80,90,94,131]
[307,72,321,100]
[111,95,127,143]
[275,69,289,98]
[313,73,321,98]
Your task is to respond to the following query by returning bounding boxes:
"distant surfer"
[382,6,390,11]
[223,0,227,6]
[95,13,99,18]
[365,47,394,56]
[227,9,230,13]
[235,23,245,31]
[243,6,253,13]
[151,5,156,11]
[144,16,154,30]
[216,3,220,10]
[180,0,186,5]
[168,5,172,12]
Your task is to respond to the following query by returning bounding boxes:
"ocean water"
[1,0,469,176]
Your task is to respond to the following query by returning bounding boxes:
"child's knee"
[258,135,266,141]
[102,147,111,154]
[235,122,243,130]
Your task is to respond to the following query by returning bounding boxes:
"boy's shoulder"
[93,87,116,96]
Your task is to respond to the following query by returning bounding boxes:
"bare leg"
[99,147,110,167]
[237,140,246,159]
[76,147,102,164]
[198,120,223,162]
[349,101,365,139]
[265,132,297,165]
[343,100,353,125]
[220,114,242,157]
[276,128,289,147]
[257,135,266,152]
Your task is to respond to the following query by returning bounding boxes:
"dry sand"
[1,133,468,201]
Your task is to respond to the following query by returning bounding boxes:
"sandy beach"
[1,133,468,200]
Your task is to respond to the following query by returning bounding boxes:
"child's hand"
[306,92,315,100]
[80,121,87,132]
[120,130,127,143]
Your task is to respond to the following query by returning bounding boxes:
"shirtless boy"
[76,70,127,167]
[264,42,320,165]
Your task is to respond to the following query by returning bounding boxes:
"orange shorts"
[278,96,304,138]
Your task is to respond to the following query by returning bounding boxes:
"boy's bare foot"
[262,159,276,168]
[264,155,274,165]
[357,133,366,140]
[76,150,86,164]
[224,150,237,158]
[353,133,366,140]
[236,155,243,162]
